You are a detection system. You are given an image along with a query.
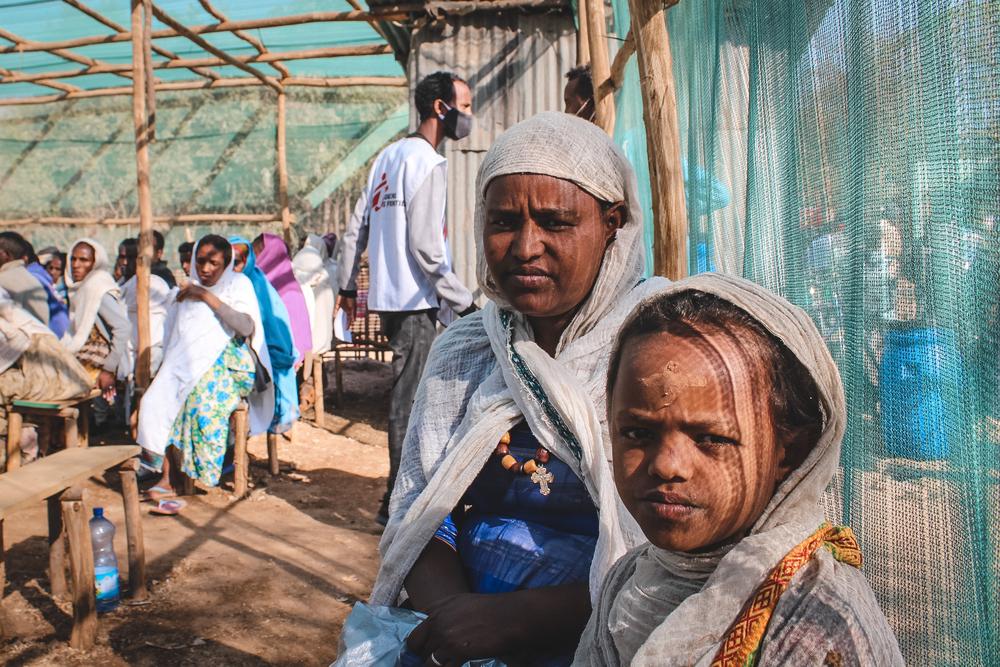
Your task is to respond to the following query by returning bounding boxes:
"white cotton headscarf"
[370,112,670,607]
[137,238,274,457]
[575,273,855,666]
[62,238,122,353]
[292,234,336,354]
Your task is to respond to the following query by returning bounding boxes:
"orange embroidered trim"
[709,523,863,667]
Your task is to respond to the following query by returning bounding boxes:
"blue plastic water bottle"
[89,507,120,612]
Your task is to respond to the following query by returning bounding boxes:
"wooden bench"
[4,389,101,473]
[0,445,146,650]
[312,339,391,430]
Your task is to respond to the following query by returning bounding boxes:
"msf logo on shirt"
[370,172,404,212]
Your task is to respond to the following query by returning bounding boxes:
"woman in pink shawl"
[253,233,312,364]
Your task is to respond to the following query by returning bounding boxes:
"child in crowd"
[575,274,903,666]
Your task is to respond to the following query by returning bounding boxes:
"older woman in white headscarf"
[292,233,336,354]
[363,112,669,666]
[62,238,130,403]
[574,274,903,666]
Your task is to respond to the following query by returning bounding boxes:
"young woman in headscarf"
[253,232,312,364]
[574,274,903,666]
[363,112,669,666]
[62,238,130,404]
[137,235,273,499]
[291,233,336,355]
[231,236,299,433]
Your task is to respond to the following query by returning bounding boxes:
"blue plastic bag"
[332,602,505,667]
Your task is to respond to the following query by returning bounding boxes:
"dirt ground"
[0,359,393,666]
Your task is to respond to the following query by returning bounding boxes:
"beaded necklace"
[493,431,555,496]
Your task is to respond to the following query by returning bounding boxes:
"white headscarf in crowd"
[370,112,669,605]
[574,274,900,665]
[62,238,121,353]
[292,233,336,354]
[137,238,274,456]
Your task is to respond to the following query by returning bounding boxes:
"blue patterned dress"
[167,338,255,486]
[430,421,599,666]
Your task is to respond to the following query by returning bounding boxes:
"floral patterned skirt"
[167,338,255,486]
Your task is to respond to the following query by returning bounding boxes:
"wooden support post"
[5,411,21,472]
[63,408,79,449]
[313,354,325,429]
[79,403,90,449]
[62,488,97,650]
[584,0,615,134]
[132,0,155,389]
[277,91,292,245]
[266,433,279,476]
[576,0,590,66]
[118,463,147,600]
[47,495,68,600]
[628,0,688,280]
[143,0,156,142]
[335,348,344,407]
[232,403,249,498]
[0,518,5,638]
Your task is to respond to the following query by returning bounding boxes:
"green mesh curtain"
[613,0,999,663]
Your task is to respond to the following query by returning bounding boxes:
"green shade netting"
[0,85,407,259]
[612,0,998,663]
[0,0,401,99]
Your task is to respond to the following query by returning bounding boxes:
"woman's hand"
[97,370,116,402]
[406,584,590,666]
[176,284,209,303]
[406,593,523,666]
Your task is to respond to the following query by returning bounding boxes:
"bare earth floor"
[0,359,392,666]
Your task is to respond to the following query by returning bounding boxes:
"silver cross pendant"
[530,465,555,496]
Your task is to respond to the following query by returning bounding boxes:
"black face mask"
[440,103,473,141]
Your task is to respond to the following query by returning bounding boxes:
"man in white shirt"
[337,71,475,524]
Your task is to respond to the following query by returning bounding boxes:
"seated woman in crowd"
[137,235,274,499]
[0,287,91,466]
[365,112,667,666]
[292,233,336,356]
[118,238,176,376]
[230,236,299,433]
[254,232,312,366]
[575,274,903,665]
[62,238,130,412]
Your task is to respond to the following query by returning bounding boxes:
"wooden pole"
[143,0,156,142]
[576,0,591,66]
[47,495,67,600]
[132,0,154,389]
[0,9,413,54]
[0,213,284,225]
[0,76,407,106]
[150,3,282,93]
[596,29,634,101]
[629,0,688,279]
[118,462,147,600]
[0,45,395,85]
[277,91,292,244]
[62,488,96,650]
[584,0,615,134]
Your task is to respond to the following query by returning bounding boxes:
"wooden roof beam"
[0,75,406,106]
[0,8,416,54]
[0,66,80,93]
[59,0,221,81]
[149,3,281,93]
[0,27,134,82]
[196,0,289,79]
[0,45,393,85]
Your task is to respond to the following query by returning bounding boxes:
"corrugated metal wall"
[408,9,577,299]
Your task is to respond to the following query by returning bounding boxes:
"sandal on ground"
[149,499,187,516]
[141,485,177,502]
